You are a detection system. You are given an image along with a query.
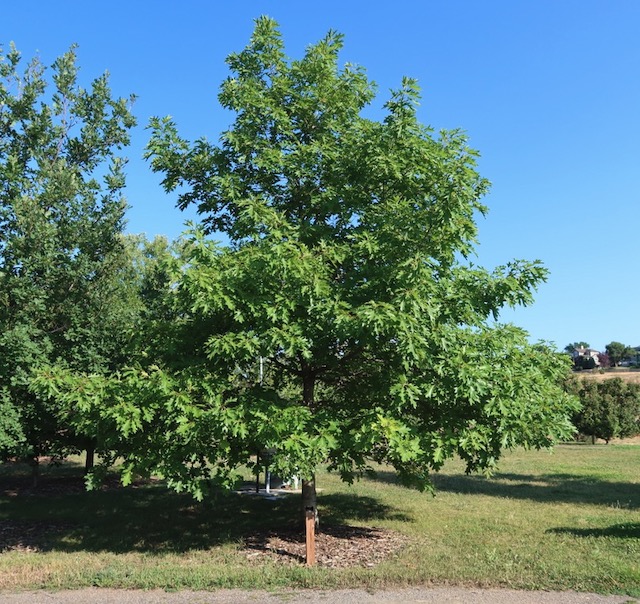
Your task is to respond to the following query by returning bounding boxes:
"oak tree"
[141,18,578,519]
[46,20,577,561]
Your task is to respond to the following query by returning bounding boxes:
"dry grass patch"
[578,369,640,384]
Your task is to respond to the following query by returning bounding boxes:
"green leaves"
[139,18,581,498]
[7,18,578,502]
[570,377,640,443]
[0,43,137,461]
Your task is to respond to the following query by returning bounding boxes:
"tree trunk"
[84,445,95,475]
[255,450,261,493]
[301,368,317,523]
[29,455,40,489]
[302,476,318,524]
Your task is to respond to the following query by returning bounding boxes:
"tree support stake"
[305,506,316,566]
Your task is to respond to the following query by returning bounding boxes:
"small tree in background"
[568,377,640,443]
[33,233,189,484]
[577,356,597,370]
[605,342,635,367]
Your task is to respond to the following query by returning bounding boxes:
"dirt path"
[0,588,637,604]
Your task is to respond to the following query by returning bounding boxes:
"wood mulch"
[0,519,76,553]
[243,524,408,568]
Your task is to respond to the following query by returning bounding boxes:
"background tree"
[0,43,136,479]
[46,19,578,560]
[33,233,189,485]
[568,377,640,443]
[605,342,634,367]
[598,352,610,369]
[0,391,24,457]
[577,356,597,370]
[564,342,590,355]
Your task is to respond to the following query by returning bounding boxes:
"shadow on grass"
[320,492,411,525]
[367,470,640,510]
[0,472,407,555]
[548,523,640,540]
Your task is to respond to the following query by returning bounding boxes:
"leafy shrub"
[578,356,597,370]
[567,377,640,443]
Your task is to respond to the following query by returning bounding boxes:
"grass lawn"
[0,444,638,596]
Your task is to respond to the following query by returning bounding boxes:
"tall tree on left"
[0,43,137,483]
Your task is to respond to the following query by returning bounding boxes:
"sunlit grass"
[0,444,638,595]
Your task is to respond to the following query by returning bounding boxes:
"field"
[576,369,640,384]
[0,445,638,596]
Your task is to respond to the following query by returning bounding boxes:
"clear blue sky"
[2,1,639,352]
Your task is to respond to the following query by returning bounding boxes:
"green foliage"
[0,391,24,455]
[0,43,136,463]
[47,18,578,500]
[576,356,597,370]
[142,17,579,495]
[564,341,589,354]
[568,377,640,442]
[605,341,635,367]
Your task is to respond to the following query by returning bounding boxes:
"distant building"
[571,347,600,368]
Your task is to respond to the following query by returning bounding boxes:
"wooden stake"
[305,507,316,566]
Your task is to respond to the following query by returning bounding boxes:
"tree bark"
[29,455,40,489]
[84,445,95,475]
[302,476,318,523]
[301,367,318,524]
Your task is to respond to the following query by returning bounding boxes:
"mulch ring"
[243,524,408,568]
[0,520,77,553]
[0,475,149,553]
[0,475,153,498]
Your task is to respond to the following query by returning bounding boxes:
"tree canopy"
[564,342,590,354]
[0,43,137,473]
[39,19,577,515]
[146,18,577,494]
[605,342,635,367]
